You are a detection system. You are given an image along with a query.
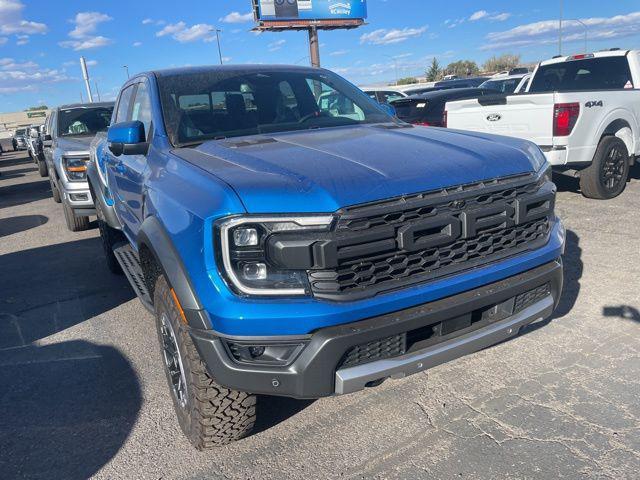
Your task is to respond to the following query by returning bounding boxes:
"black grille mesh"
[339,334,407,369]
[514,283,550,313]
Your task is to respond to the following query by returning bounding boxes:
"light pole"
[559,0,563,55]
[568,19,588,53]
[210,28,224,65]
[383,55,399,86]
[123,65,130,79]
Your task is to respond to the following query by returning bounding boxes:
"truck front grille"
[309,174,554,301]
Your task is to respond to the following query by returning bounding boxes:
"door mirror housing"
[107,121,149,156]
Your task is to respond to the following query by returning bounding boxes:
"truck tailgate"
[446,93,556,146]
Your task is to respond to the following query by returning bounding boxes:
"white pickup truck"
[446,49,640,199]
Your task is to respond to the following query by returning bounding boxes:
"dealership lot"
[0,147,639,479]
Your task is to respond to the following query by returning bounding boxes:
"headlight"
[63,155,89,181]
[217,215,334,297]
[525,142,548,172]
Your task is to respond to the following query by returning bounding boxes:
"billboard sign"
[256,0,367,22]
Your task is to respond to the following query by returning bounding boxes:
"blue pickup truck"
[88,65,565,449]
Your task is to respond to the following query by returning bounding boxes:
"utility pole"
[80,91,84,103]
[94,81,101,102]
[308,26,320,67]
[123,65,130,79]
[79,56,94,103]
[571,19,588,52]
[214,29,224,65]
[559,0,563,55]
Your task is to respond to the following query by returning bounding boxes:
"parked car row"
[445,49,640,199]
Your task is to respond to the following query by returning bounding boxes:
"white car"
[445,49,640,199]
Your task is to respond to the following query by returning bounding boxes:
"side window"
[115,85,136,123]
[131,82,153,140]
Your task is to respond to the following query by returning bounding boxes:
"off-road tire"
[580,136,630,200]
[62,200,90,232]
[154,276,256,449]
[37,159,48,177]
[96,201,124,275]
[50,176,62,203]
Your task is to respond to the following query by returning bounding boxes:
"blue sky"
[1,0,639,111]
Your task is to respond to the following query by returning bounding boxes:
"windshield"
[480,78,521,94]
[529,57,633,92]
[15,129,26,136]
[157,69,393,146]
[57,106,114,137]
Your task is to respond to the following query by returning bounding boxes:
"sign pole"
[308,26,320,67]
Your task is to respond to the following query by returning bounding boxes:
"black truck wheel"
[37,159,48,177]
[62,200,90,232]
[153,276,256,449]
[96,201,124,274]
[580,137,630,200]
[50,176,62,203]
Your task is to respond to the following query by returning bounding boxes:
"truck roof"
[150,64,320,78]
[539,49,633,66]
[57,101,115,110]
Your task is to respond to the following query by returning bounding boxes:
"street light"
[123,65,130,79]
[209,28,224,65]
[383,54,399,86]
[559,0,563,55]
[568,19,588,53]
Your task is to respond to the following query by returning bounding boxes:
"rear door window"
[530,57,633,92]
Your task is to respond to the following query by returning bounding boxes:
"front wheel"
[580,137,630,200]
[154,276,256,449]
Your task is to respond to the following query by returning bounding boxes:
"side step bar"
[113,243,154,313]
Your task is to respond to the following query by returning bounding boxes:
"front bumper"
[191,259,563,399]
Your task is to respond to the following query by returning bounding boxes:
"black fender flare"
[137,216,209,329]
[86,162,122,230]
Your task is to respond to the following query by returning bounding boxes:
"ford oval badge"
[487,113,502,122]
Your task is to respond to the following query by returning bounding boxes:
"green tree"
[443,60,480,78]
[24,105,48,111]
[483,54,522,73]
[396,77,418,86]
[425,58,441,82]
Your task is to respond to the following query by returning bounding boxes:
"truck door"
[109,81,152,240]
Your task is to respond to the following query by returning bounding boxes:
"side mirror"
[378,102,397,117]
[107,121,149,156]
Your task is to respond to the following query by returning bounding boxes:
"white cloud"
[360,26,427,45]
[220,11,253,23]
[69,12,112,38]
[0,57,71,94]
[0,0,47,35]
[268,39,285,51]
[0,36,7,44]
[222,56,232,63]
[132,41,142,47]
[59,35,112,51]
[469,11,488,21]
[142,18,165,26]
[492,13,512,22]
[60,11,112,50]
[330,49,350,56]
[85,59,97,66]
[483,11,640,50]
[157,22,217,43]
[142,18,153,25]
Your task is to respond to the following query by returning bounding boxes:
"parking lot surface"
[1,147,639,479]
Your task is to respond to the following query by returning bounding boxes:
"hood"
[57,136,94,153]
[174,124,539,214]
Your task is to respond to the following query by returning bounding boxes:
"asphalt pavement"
[1,146,639,479]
